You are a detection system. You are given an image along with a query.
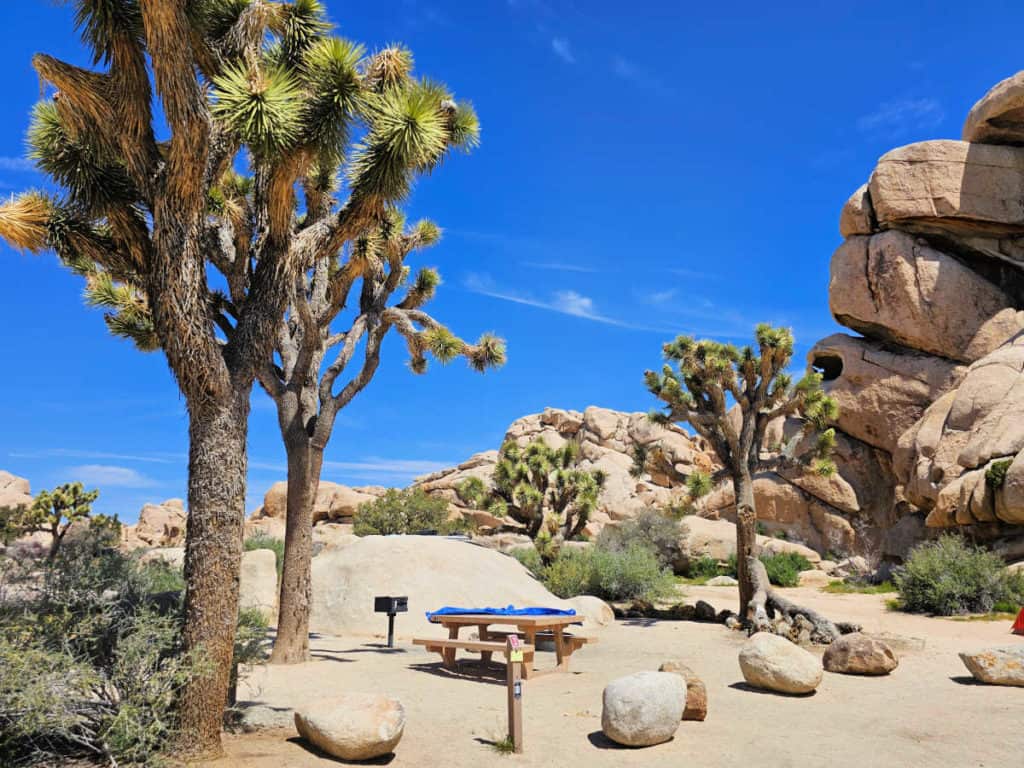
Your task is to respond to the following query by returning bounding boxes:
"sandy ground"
[205,586,1023,768]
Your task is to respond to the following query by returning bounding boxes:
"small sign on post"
[506,635,524,754]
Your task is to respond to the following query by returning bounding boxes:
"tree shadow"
[287,737,396,764]
[728,681,817,697]
[309,652,357,663]
[619,618,661,628]
[406,660,507,686]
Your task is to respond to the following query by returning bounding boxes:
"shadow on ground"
[286,736,396,765]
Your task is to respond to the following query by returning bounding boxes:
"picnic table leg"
[552,626,570,672]
[521,628,535,680]
[478,625,493,665]
[442,625,459,669]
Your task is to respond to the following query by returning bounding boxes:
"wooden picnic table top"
[428,613,580,628]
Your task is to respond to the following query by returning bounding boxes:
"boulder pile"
[804,71,1024,563]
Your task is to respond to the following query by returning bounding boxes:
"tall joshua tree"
[458,439,605,564]
[644,325,840,626]
[0,0,478,755]
[263,205,505,664]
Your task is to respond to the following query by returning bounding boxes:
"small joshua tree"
[644,324,846,637]
[458,439,605,563]
[10,482,106,560]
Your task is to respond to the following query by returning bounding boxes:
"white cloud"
[0,156,34,172]
[464,273,666,331]
[10,448,181,464]
[610,55,669,94]
[647,289,676,304]
[68,464,160,488]
[551,37,575,64]
[521,261,598,273]
[857,98,944,137]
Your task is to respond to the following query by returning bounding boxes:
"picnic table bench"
[413,613,596,679]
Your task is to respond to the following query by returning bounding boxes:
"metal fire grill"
[374,596,408,648]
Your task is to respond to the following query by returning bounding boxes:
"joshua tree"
[0,1,477,755]
[458,439,605,563]
[0,482,106,560]
[263,210,504,664]
[644,324,843,633]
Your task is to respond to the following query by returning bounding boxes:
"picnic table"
[414,613,595,679]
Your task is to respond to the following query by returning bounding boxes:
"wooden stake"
[506,635,524,754]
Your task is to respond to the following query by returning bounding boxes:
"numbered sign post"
[506,635,524,753]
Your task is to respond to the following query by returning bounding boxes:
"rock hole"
[811,354,843,381]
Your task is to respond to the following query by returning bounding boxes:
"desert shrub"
[760,551,813,588]
[588,544,676,601]
[229,607,270,706]
[0,526,271,766]
[686,555,725,580]
[511,546,543,577]
[596,509,683,569]
[894,535,1024,615]
[539,548,596,599]
[244,531,285,578]
[985,459,1012,489]
[354,488,455,536]
[517,544,675,602]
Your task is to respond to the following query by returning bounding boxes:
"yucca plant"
[458,439,604,564]
[0,0,483,757]
[643,324,839,627]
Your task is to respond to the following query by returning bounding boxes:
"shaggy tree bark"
[178,391,250,750]
[733,470,758,619]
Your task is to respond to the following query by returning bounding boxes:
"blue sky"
[0,1,1019,521]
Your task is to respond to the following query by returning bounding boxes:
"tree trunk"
[733,469,759,620]
[746,556,859,642]
[270,435,323,664]
[177,390,250,759]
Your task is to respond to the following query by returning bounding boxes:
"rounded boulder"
[823,633,898,676]
[601,671,685,747]
[739,632,822,694]
[294,693,405,761]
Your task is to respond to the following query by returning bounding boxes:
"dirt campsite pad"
[207,587,1022,768]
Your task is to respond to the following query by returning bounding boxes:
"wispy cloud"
[521,260,599,273]
[464,273,667,332]
[857,98,944,137]
[249,457,454,484]
[610,55,669,94]
[10,448,182,464]
[646,289,676,304]
[0,156,35,172]
[68,464,160,488]
[551,37,575,64]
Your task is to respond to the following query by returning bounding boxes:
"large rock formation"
[414,406,716,534]
[121,499,188,549]
[0,471,32,509]
[308,535,579,637]
[809,70,1024,560]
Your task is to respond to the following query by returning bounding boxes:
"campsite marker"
[506,635,524,753]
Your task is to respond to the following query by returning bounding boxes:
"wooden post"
[506,635,524,754]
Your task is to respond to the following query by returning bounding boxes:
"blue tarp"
[426,605,577,621]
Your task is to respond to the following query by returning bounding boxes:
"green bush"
[760,551,813,588]
[354,488,460,536]
[0,526,266,766]
[985,459,1012,489]
[596,509,683,569]
[515,543,675,602]
[244,531,285,578]
[540,548,596,599]
[894,534,1024,615]
[589,544,676,601]
[687,555,725,580]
